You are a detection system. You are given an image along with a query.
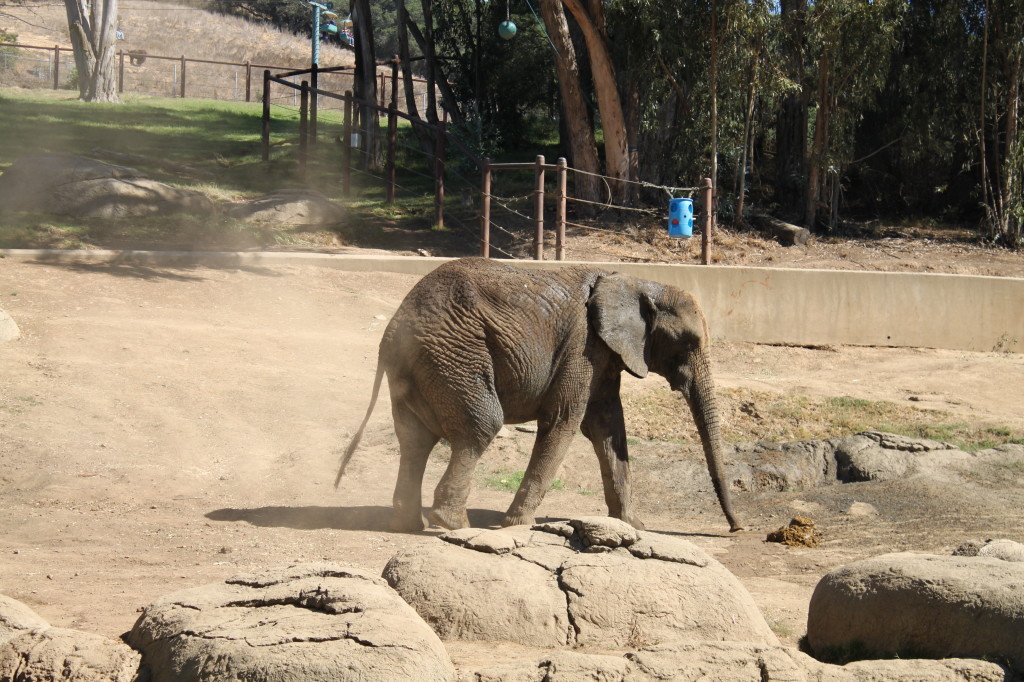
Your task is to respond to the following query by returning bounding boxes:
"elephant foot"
[390,511,426,532]
[621,513,645,531]
[500,512,536,528]
[427,507,469,530]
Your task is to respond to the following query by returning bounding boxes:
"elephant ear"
[589,274,655,378]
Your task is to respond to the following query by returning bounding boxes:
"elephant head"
[590,274,744,532]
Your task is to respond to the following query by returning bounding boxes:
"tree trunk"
[709,0,719,226]
[88,0,119,102]
[804,52,830,228]
[63,0,119,103]
[395,0,419,120]
[538,0,601,203]
[350,0,378,170]
[401,8,463,125]
[774,0,808,219]
[561,0,629,203]
[419,0,439,125]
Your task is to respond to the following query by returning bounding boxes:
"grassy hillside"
[1,0,355,71]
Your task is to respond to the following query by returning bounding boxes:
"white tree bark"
[63,0,120,102]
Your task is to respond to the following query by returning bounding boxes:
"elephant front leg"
[581,393,644,530]
[501,421,579,527]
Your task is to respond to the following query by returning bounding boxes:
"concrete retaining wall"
[4,249,1022,353]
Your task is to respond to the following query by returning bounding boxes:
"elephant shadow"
[204,505,507,532]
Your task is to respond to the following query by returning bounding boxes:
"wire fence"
[1,41,713,262]
[0,42,439,115]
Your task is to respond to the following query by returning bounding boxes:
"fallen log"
[750,213,811,246]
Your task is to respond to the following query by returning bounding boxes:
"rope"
[568,167,701,196]
[565,195,661,214]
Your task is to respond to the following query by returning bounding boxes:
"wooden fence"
[0,42,434,112]
[261,64,716,263]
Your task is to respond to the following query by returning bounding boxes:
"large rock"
[0,307,19,343]
[126,562,455,682]
[0,153,213,219]
[0,594,140,681]
[807,552,1024,670]
[0,627,141,682]
[383,517,777,649]
[0,594,49,645]
[464,642,1013,681]
[229,189,345,226]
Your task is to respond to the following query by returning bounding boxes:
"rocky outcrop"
[728,432,1019,492]
[0,153,214,219]
[0,596,140,682]
[383,517,778,649]
[126,562,455,682]
[806,552,1024,670]
[229,189,345,226]
[464,642,1013,681]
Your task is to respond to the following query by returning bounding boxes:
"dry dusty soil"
[2,247,1024,672]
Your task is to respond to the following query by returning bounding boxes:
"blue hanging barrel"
[668,197,693,238]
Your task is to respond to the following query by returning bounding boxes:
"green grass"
[483,468,564,492]
[0,88,480,250]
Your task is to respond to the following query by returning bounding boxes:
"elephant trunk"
[684,346,744,532]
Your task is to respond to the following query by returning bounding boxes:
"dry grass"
[622,387,1024,452]
[2,0,356,99]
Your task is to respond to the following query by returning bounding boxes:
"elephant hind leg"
[391,401,439,532]
[428,435,495,530]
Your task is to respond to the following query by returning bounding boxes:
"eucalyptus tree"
[800,0,904,229]
[63,0,119,102]
[975,0,1022,244]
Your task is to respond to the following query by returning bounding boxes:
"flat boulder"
[0,627,141,682]
[464,642,1012,681]
[807,552,1024,671]
[229,189,345,226]
[126,562,455,682]
[383,517,777,649]
[0,153,213,219]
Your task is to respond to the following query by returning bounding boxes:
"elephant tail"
[334,363,385,489]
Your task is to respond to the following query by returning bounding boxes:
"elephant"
[335,257,744,533]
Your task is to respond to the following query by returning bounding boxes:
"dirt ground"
[2,242,1024,672]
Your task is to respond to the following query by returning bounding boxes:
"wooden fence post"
[118,50,125,93]
[390,56,399,110]
[342,90,352,196]
[481,157,491,258]
[702,176,713,265]
[179,55,186,98]
[386,101,397,204]
[245,62,251,102]
[299,81,309,180]
[434,110,447,231]
[310,63,318,147]
[556,157,567,261]
[261,70,271,162]
[534,155,546,261]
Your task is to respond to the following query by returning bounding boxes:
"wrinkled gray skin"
[336,258,743,533]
